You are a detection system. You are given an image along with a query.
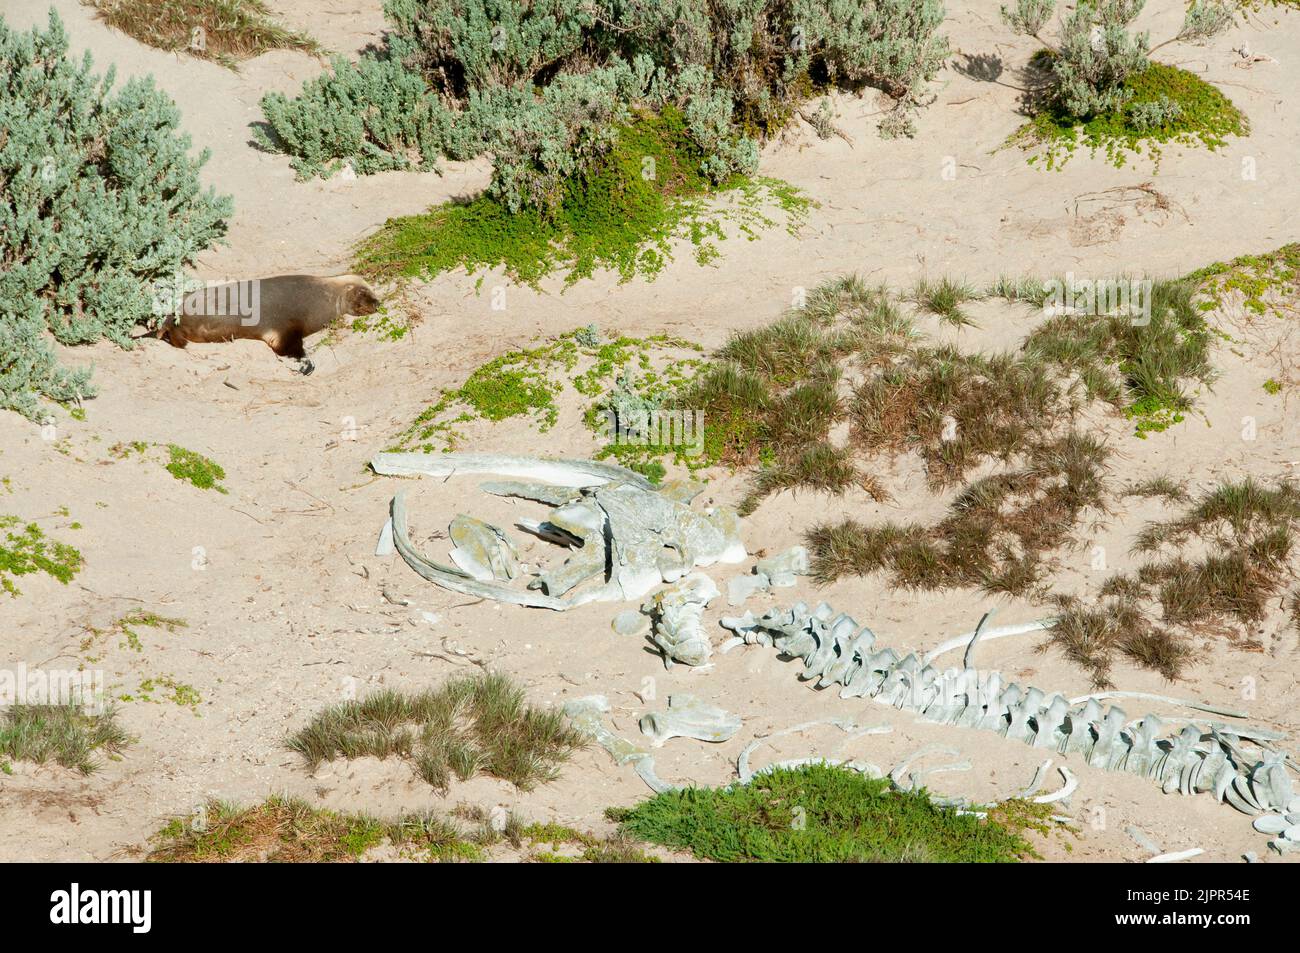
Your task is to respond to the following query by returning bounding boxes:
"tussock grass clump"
[741,443,883,517]
[148,796,494,863]
[1134,479,1300,554]
[288,672,585,793]
[85,0,321,68]
[716,316,857,389]
[909,276,978,327]
[0,704,129,775]
[1045,479,1300,686]
[150,797,658,863]
[1045,594,1191,688]
[1136,479,1300,626]
[1124,475,1190,503]
[850,346,1067,489]
[695,270,1157,516]
[0,516,84,597]
[1022,277,1213,437]
[809,431,1110,597]
[611,763,1040,862]
[683,276,906,512]
[986,274,1054,306]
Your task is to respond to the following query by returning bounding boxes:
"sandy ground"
[1,0,1298,862]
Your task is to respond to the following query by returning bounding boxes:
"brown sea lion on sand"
[157,274,380,375]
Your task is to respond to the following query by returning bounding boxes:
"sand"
[1,0,1298,862]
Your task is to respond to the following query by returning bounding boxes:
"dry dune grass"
[287,672,586,794]
[0,704,129,775]
[148,796,494,862]
[84,0,321,66]
[148,796,661,862]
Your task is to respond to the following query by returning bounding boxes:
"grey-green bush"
[386,0,594,94]
[256,45,470,179]
[1052,0,1149,116]
[258,0,949,200]
[1,9,232,419]
[1001,0,1234,118]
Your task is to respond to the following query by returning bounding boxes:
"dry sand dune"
[1,0,1298,863]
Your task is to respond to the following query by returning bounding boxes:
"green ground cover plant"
[611,763,1045,862]
[1186,243,1300,319]
[0,515,83,596]
[355,108,812,287]
[164,445,228,493]
[390,326,705,482]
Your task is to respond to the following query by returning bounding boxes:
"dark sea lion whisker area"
[155,274,380,373]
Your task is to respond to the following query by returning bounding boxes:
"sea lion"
[156,274,381,375]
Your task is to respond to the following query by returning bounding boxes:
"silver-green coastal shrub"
[1000,0,1234,119]
[476,69,628,213]
[0,9,231,419]
[1053,0,1149,117]
[259,0,948,195]
[256,44,472,179]
[386,0,594,93]
[596,0,949,129]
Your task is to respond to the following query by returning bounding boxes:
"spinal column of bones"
[721,602,1296,817]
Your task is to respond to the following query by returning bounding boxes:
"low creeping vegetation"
[120,675,202,714]
[0,704,129,776]
[609,763,1047,862]
[149,797,658,863]
[288,672,585,793]
[79,610,187,663]
[84,0,321,67]
[164,444,228,493]
[0,515,83,597]
[356,108,811,288]
[111,441,228,492]
[1186,243,1300,320]
[389,326,705,483]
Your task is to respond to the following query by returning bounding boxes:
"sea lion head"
[343,281,381,317]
